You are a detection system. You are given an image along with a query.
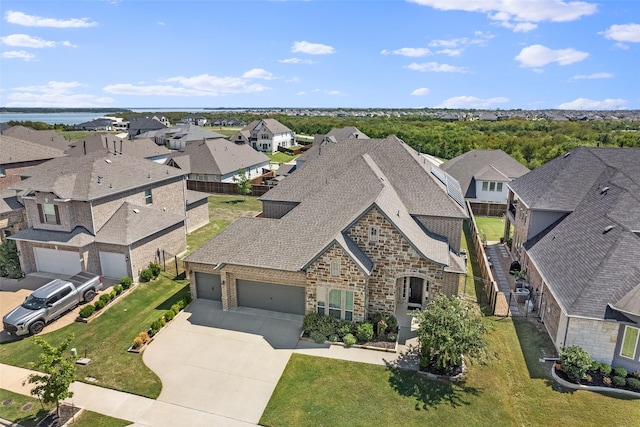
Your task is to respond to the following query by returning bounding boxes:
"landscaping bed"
[554,363,640,395]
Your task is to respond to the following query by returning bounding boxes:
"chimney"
[113,140,117,155]
[83,140,86,155]
[120,139,123,154]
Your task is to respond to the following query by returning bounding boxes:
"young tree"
[233,169,252,201]
[0,239,22,279]
[414,295,489,374]
[25,334,76,418]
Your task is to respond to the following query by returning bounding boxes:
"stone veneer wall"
[565,317,619,364]
[306,243,367,321]
[347,207,444,314]
[414,215,463,253]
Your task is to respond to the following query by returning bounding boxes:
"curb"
[551,365,640,397]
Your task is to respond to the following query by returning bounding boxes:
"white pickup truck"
[2,271,103,336]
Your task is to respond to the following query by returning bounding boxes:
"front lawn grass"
[0,273,189,398]
[69,410,131,427]
[261,318,640,427]
[475,216,507,242]
[266,152,297,164]
[0,389,51,427]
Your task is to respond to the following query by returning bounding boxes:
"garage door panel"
[34,248,82,276]
[195,272,222,301]
[236,279,305,315]
[99,252,128,279]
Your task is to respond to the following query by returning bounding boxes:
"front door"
[408,277,423,307]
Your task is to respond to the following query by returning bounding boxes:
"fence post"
[174,256,178,277]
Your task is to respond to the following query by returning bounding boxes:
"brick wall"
[414,215,463,252]
[541,286,563,347]
[0,161,48,190]
[0,208,26,238]
[565,317,619,364]
[130,222,186,281]
[186,198,209,233]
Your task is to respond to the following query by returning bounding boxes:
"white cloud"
[242,68,273,80]
[409,0,596,32]
[157,21,166,26]
[406,62,468,73]
[2,50,35,60]
[310,89,346,96]
[514,44,588,68]
[279,57,316,64]
[0,33,73,48]
[411,88,430,96]
[427,33,493,56]
[556,98,627,110]
[599,23,640,43]
[291,41,335,55]
[569,72,613,81]
[381,47,432,57]
[285,77,300,83]
[436,96,509,108]
[5,81,114,108]
[436,48,462,57]
[4,10,97,28]
[104,74,269,97]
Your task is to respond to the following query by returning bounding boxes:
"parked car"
[2,271,102,336]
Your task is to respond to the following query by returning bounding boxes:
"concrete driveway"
[142,299,303,426]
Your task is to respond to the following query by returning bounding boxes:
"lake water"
[0,108,211,125]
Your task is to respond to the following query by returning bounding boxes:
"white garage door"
[34,248,82,276]
[99,252,128,279]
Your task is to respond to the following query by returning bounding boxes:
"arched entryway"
[395,275,429,328]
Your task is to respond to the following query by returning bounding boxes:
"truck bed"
[67,271,101,287]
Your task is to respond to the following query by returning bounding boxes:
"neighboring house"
[73,118,114,131]
[440,149,529,207]
[0,135,67,190]
[166,138,270,183]
[231,119,295,154]
[180,115,207,126]
[66,133,171,163]
[211,118,245,127]
[0,189,25,241]
[127,117,167,139]
[1,125,69,149]
[297,126,369,170]
[184,136,468,326]
[504,146,640,372]
[139,123,225,150]
[8,151,195,281]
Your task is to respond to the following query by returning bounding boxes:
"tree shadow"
[222,199,246,205]
[384,344,479,411]
[154,284,191,311]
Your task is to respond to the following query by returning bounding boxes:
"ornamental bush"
[613,367,628,378]
[603,376,612,386]
[171,303,181,315]
[627,377,640,391]
[139,268,153,282]
[114,284,123,295]
[148,262,161,277]
[356,322,374,342]
[310,331,326,344]
[598,363,612,376]
[164,310,175,322]
[94,299,106,310]
[612,376,626,387]
[560,345,592,383]
[343,333,356,347]
[99,293,111,304]
[132,337,144,349]
[79,305,95,318]
[120,276,132,289]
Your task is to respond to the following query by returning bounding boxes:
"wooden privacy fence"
[187,180,273,197]
[467,201,510,317]
[468,202,507,217]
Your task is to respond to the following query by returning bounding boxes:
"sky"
[0,0,639,110]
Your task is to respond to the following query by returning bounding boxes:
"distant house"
[139,123,225,150]
[66,133,171,164]
[180,115,207,126]
[440,149,529,215]
[211,118,245,127]
[166,138,270,184]
[231,119,295,154]
[297,126,369,170]
[0,135,67,190]
[504,147,640,372]
[73,118,114,131]
[1,125,69,149]
[128,117,167,139]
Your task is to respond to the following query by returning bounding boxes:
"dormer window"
[38,203,60,225]
[369,226,378,242]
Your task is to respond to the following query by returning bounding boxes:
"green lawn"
[267,152,298,164]
[474,216,507,242]
[208,126,240,138]
[69,410,131,427]
[0,389,51,427]
[0,274,189,398]
[261,318,640,427]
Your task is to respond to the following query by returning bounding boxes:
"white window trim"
[369,226,378,242]
[620,325,639,360]
[316,287,354,321]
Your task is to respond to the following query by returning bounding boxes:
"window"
[261,133,269,140]
[40,203,59,224]
[0,167,5,177]
[328,289,341,319]
[620,325,639,359]
[144,189,153,205]
[59,286,72,298]
[497,182,503,192]
[369,226,378,242]
[482,182,488,191]
[345,291,354,321]
[330,259,340,277]
[318,288,354,320]
[489,182,496,191]
[317,300,325,315]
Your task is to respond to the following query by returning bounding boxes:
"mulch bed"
[419,360,464,377]
[37,403,81,427]
[359,337,397,350]
[555,367,640,393]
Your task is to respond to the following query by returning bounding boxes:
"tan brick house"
[8,150,202,281]
[504,147,640,372]
[184,136,467,326]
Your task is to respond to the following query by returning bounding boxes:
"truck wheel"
[29,321,45,335]
[83,290,96,302]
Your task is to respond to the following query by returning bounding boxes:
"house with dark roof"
[504,146,640,372]
[73,118,114,131]
[211,118,245,127]
[127,117,167,139]
[1,135,67,191]
[66,133,171,163]
[139,123,225,150]
[166,138,270,184]
[179,115,207,126]
[296,126,369,170]
[440,149,529,215]
[8,151,207,281]
[184,136,467,327]
[230,119,295,154]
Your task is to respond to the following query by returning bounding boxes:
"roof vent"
[600,186,609,194]
[97,176,103,184]
[132,208,140,214]
[603,225,615,234]
[105,159,112,164]
[563,152,571,158]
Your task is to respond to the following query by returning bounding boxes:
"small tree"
[25,334,76,418]
[0,239,22,279]
[560,345,592,383]
[414,295,489,374]
[233,169,252,200]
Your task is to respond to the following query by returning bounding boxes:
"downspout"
[562,316,570,350]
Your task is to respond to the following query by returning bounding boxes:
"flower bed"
[76,281,135,323]
[553,363,640,396]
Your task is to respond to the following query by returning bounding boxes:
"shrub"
[150,320,163,334]
[114,284,123,295]
[139,268,153,282]
[99,293,111,304]
[164,310,175,322]
[79,305,95,318]
[310,331,326,344]
[599,363,612,375]
[303,313,323,332]
[388,333,398,342]
[184,293,193,305]
[138,331,149,343]
[94,299,106,310]
[110,290,117,300]
[338,322,354,338]
[613,367,628,378]
[627,377,640,391]
[612,376,626,387]
[385,314,398,333]
[356,322,374,342]
[603,376,612,386]
[120,276,132,289]
[132,336,144,349]
[560,345,592,383]
[159,317,166,327]
[584,373,593,383]
[178,298,187,310]
[171,303,181,315]
[589,360,600,371]
[148,262,161,277]
[376,319,388,337]
[343,333,356,347]
[329,334,339,343]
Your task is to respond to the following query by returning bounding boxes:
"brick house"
[231,119,295,154]
[184,136,467,326]
[504,147,640,372]
[296,126,370,170]
[8,151,205,281]
[1,135,67,191]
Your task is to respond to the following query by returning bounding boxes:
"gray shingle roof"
[95,202,185,245]
[300,127,369,167]
[1,134,67,165]
[1,126,69,149]
[66,133,170,159]
[9,226,94,247]
[12,151,186,201]
[241,118,292,135]
[440,149,529,199]
[139,123,224,142]
[0,189,22,214]
[186,190,210,206]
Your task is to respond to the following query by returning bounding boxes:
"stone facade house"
[504,147,640,372]
[231,119,295,154]
[184,136,467,327]
[8,151,205,281]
